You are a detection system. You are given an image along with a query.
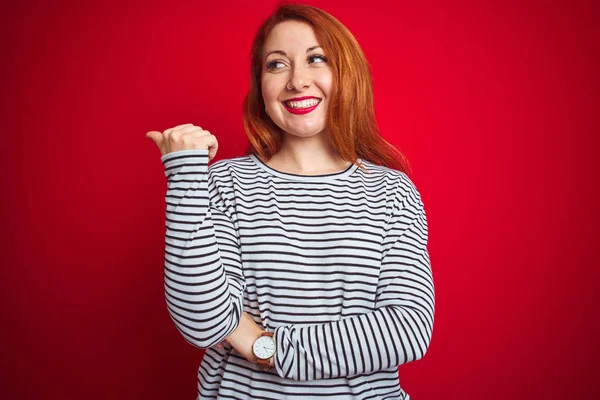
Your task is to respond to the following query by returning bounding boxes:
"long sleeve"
[161,148,246,349]
[272,181,434,381]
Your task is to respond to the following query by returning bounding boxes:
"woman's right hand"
[145,123,219,161]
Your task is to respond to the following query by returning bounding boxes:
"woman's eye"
[309,54,328,64]
[266,54,328,71]
[266,60,284,70]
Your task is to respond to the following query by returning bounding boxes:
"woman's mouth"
[282,98,321,115]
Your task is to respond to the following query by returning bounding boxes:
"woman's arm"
[162,149,246,349]
[271,191,434,380]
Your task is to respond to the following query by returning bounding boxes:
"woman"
[146,3,434,399]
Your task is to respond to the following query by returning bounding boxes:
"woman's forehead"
[264,21,317,51]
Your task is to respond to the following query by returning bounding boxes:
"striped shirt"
[161,148,434,400]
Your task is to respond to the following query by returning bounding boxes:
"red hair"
[243,2,411,174]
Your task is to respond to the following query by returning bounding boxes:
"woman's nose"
[288,66,310,90]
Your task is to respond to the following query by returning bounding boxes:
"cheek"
[261,78,281,102]
[315,72,333,97]
[323,76,333,96]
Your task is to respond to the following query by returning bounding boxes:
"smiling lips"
[282,96,322,115]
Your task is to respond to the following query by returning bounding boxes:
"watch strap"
[256,356,271,371]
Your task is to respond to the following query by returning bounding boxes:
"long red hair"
[243,2,411,174]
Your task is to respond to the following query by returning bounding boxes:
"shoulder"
[208,154,250,173]
[207,154,252,179]
[362,160,421,203]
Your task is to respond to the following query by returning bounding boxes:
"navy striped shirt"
[161,149,434,399]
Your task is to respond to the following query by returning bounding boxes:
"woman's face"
[261,20,333,139]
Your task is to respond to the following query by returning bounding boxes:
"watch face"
[253,336,276,359]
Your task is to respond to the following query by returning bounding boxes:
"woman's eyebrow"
[264,45,322,59]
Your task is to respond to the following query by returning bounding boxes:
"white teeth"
[285,99,320,108]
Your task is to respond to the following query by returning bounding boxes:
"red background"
[1,0,598,398]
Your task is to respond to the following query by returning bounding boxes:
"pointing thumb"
[145,131,162,144]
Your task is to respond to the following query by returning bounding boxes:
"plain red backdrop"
[1,0,598,398]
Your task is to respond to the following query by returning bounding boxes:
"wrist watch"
[252,331,276,371]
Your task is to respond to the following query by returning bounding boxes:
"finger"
[180,131,217,152]
[170,123,194,132]
[164,124,200,136]
[208,142,218,160]
[179,129,212,139]
[166,125,204,142]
